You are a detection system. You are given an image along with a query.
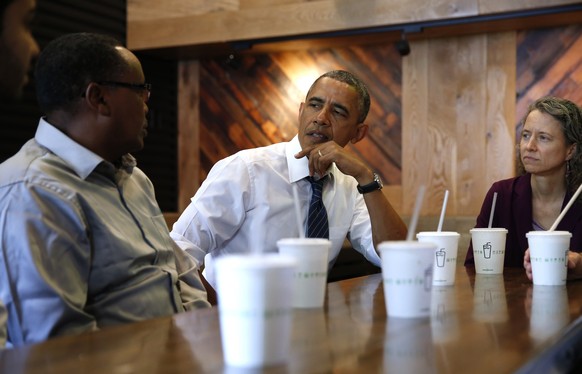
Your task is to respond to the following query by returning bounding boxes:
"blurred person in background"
[0,0,40,348]
[0,0,39,100]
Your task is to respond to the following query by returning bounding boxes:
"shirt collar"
[285,135,337,183]
[34,118,135,180]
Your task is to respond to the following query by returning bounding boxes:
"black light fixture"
[223,54,242,70]
[395,32,410,56]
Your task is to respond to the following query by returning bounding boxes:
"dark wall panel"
[0,0,178,211]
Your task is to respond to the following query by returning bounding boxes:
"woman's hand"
[567,251,582,280]
[524,248,533,281]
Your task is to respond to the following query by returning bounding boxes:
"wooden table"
[2,264,582,373]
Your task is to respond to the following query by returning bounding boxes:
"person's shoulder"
[0,141,82,205]
[228,141,287,164]
[487,175,530,204]
[0,139,46,186]
[491,175,526,190]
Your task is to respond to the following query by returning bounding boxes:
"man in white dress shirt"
[171,70,407,288]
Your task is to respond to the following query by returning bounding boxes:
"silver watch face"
[374,173,383,188]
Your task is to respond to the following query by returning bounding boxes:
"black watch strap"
[357,172,383,194]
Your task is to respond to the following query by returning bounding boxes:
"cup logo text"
[294,271,327,279]
[530,250,568,268]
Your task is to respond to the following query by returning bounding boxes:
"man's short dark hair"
[307,70,371,123]
[35,32,127,114]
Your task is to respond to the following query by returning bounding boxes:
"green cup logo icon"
[483,242,492,259]
[435,248,446,268]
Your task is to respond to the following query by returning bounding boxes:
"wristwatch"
[357,172,383,194]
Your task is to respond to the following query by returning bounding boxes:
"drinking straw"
[437,190,449,232]
[549,183,582,231]
[292,183,305,238]
[488,192,498,229]
[406,185,426,241]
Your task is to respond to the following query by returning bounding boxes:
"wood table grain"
[2,264,582,373]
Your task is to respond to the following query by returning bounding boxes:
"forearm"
[363,190,408,249]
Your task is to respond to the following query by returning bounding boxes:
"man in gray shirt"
[0,32,209,347]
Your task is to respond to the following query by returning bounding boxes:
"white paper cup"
[417,231,460,286]
[379,241,436,318]
[472,274,508,323]
[529,285,569,343]
[215,254,296,368]
[276,238,331,308]
[470,228,508,274]
[526,231,571,286]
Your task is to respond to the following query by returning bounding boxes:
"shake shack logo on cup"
[474,241,505,259]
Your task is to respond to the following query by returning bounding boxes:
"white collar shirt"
[171,135,379,287]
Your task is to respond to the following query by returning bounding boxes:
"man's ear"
[350,122,368,144]
[82,82,111,116]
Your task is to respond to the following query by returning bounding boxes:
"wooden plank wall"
[403,32,516,216]
[177,61,200,212]
[195,44,403,208]
[516,25,582,126]
[176,25,582,219]
[127,0,478,49]
[126,0,580,50]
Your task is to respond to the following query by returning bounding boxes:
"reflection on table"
[2,264,582,373]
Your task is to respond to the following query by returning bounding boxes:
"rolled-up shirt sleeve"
[171,242,210,310]
[346,191,381,267]
[170,155,251,271]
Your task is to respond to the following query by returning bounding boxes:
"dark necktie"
[306,176,329,239]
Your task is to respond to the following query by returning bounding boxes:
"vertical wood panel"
[403,32,515,217]
[484,32,516,188]
[178,61,200,212]
[433,37,475,216]
[402,40,429,215]
[453,36,488,216]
